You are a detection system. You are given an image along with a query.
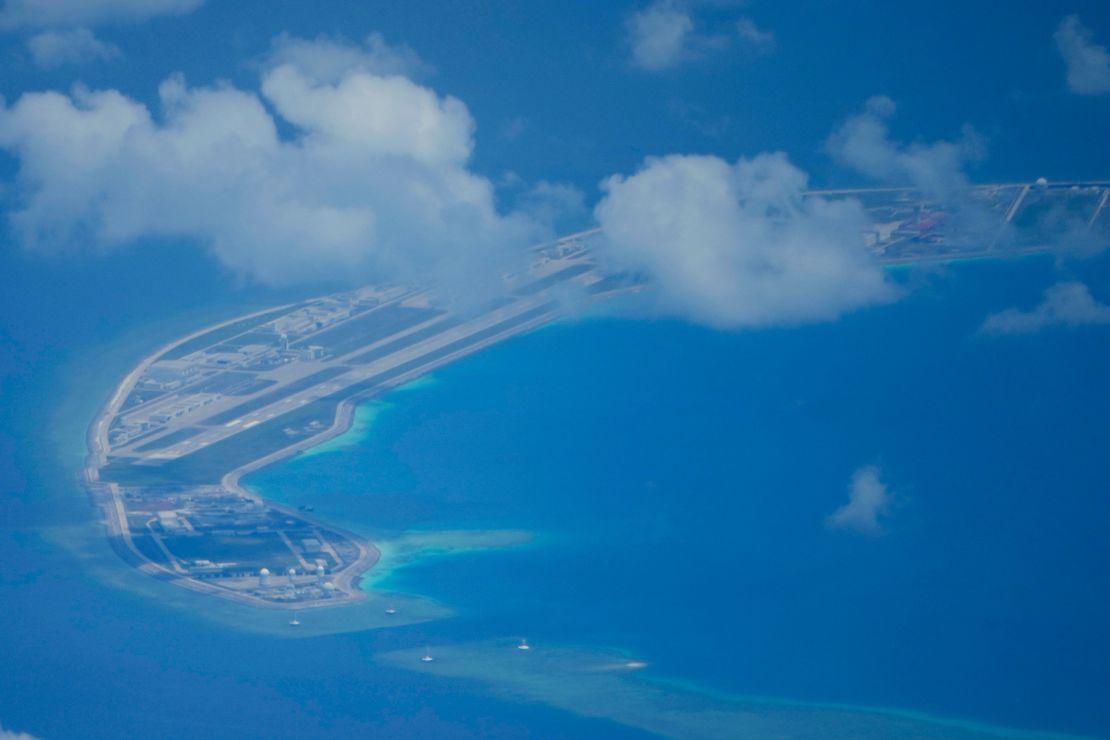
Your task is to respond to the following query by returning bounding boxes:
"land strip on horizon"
[83,181,1110,612]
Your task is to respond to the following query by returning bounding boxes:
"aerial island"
[83,181,1109,610]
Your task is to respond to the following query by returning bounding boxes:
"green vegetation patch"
[162,532,299,570]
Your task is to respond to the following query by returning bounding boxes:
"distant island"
[83,181,1109,611]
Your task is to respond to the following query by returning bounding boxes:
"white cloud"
[825,96,1009,247]
[625,1,770,71]
[259,60,472,165]
[735,17,774,48]
[594,152,894,328]
[1054,15,1110,96]
[0,724,41,740]
[827,96,984,200]
[981,282,1110,334]
[667,98,730,137]
[513,180,588,234]
[0,36,547,298]
[25,27,120,67]
[498,115,528,142]
[0,0,202,29]
[626,1,699,71]
[826,465,891,535]
[266,31,433,83]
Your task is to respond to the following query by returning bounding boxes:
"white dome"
[259,568,270,575]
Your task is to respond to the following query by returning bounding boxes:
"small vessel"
[421,648,434,663]
[384,604,397,615]
[517,638,530,651]
[289,611,300,626]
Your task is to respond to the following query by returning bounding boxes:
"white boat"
[517,638,530,651]
[421,648,434,663]
[384,604,397,615]
[289,612,300,626]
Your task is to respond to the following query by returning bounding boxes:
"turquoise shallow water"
[2,253,1109,738]
[245,255,1110,737]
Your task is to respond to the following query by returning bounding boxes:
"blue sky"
[0,0,1108,325]
[1,0,1102,186]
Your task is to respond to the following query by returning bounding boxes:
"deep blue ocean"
[2,253,1109,738]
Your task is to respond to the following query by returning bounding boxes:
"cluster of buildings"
[531,231,594,269]
[109,391,219,446]
[253,564,342,603]
[268,297,359,339]
[144,393,217,425]
[111,289,414,449]
[136,345,274,397]
[122,486,353,603]
[191,343,277,369]
[141,359,200,391]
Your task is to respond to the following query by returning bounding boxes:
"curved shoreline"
[83,301,399,610]
[80,303,353,610]
[81,281,573,611]
[79,192,1087,613]
[219,392,380,600]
